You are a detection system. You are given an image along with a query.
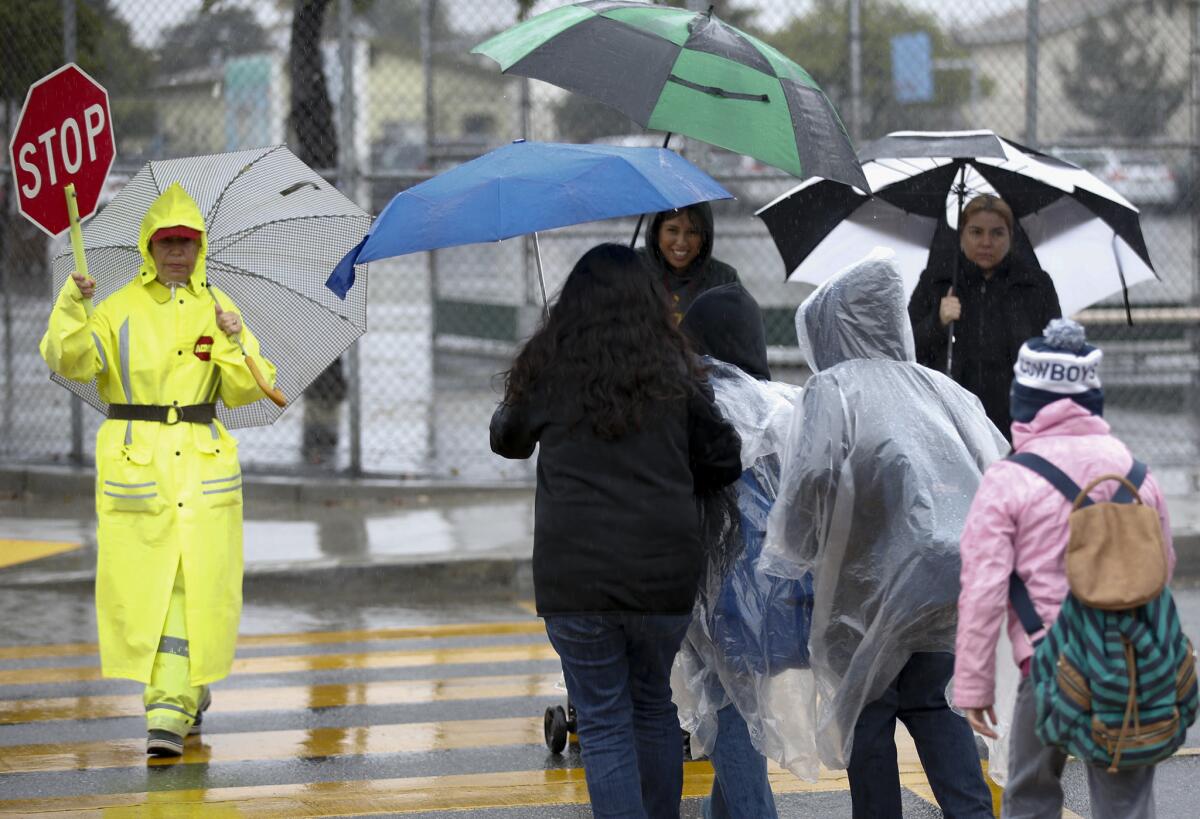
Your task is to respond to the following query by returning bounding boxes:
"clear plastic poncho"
[671,359,822,780]
[760,249,1008,770]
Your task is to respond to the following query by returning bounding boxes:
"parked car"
[1047,146,1180,210]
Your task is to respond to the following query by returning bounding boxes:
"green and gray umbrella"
[473,1,868,191]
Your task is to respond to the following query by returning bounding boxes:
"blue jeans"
[847,652,993,819]
[545,613,692,819]
[703,704,779,819]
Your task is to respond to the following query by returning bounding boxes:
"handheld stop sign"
[7,63,115,304]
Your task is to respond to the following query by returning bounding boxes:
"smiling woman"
[639,202,740,324]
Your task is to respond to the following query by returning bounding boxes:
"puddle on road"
[242,497,534,566]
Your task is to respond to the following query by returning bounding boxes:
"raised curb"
[0,553,535,594]
[0,464,535,505]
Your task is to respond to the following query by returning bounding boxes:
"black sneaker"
[146,729,184,757]
[189,687,212,736]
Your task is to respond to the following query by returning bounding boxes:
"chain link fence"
[2,0,1197,480]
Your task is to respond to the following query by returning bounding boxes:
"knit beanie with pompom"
[1010,318,1104,423]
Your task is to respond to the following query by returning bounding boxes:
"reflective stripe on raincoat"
[39,183,276,685]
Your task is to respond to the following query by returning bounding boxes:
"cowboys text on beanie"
[1010,318,1104,423]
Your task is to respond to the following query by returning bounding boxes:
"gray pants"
[1003,677,1156,818]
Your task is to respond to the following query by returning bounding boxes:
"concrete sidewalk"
[2,463,1199,588]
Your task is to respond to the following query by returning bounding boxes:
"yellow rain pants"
[144,565,207,735]
[39,183,276,686]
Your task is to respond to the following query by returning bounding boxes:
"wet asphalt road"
[2,509,1200,816]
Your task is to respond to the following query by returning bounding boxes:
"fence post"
[1024,0,1039,146]
[336,0,363,475]
[1191,0,1200,445]
[520,78,535,310]
[848,0,863,142]
[422,0,439,474]
[2,99,13,457]
[64,0,85,466]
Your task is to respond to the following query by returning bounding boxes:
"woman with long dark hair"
[491,243,742,819]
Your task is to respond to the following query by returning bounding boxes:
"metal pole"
[421,0,439,474]
[337,0,363,475]
[64,0,84,465]
[1,100,13,455]
[520,79,534,308]
[1190,0,1200,434]
[421,0,436,308]
[1024,0,1039,146]
[848,0,863,141]
[970,62,981,127]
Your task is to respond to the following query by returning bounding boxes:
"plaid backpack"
[1007,452,1198,771]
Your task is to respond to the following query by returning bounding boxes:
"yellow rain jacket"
[40,183,276,685]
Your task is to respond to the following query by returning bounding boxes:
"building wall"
[962,2,1190,143]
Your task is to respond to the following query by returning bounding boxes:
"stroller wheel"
[544,705,569,754]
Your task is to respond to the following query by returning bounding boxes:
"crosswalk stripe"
[0,539,80,570]
[13,610,1160,815]
[0,672,562,725]
[0,642,560,687]
[0,760,901,816]
[0,621,547,661]
[0,716,553,774]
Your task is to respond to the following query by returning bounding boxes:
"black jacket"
[490,382,742,616]
[908,250,1060,437]
[639,201,740,320]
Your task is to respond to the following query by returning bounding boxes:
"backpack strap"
[1003,454,1149,640]
[1005,451,1074,640]
[1008,572,1044,638]
[1112,459,1147,504]
[1007,451,1088,507]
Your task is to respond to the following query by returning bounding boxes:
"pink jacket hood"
[953,398,1175,709]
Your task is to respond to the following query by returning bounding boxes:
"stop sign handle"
[64,183,95,315]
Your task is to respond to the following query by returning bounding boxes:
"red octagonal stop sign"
[8,63,115,237]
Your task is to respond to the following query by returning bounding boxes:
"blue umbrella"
[325,139,733,306]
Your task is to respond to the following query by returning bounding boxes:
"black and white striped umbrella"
[50,144,370,429]
[757,130,1158,317]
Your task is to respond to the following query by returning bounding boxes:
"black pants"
[847,651,993,819]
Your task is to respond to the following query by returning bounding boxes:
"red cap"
[150,225,202,242]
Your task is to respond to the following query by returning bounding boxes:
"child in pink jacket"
[954,319,1175,818]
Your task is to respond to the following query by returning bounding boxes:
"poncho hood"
[796,249,915,373]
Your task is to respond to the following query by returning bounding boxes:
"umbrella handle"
[533,232,549,318]
[207,288,286,407]
[946,166,967,375]
[246,355,287,407]
[629,132,675,247]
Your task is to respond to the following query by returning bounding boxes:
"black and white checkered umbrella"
[50,144,370,429]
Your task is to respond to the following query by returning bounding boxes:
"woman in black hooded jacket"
[908,194,1060,438]
[639,201,740,324]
